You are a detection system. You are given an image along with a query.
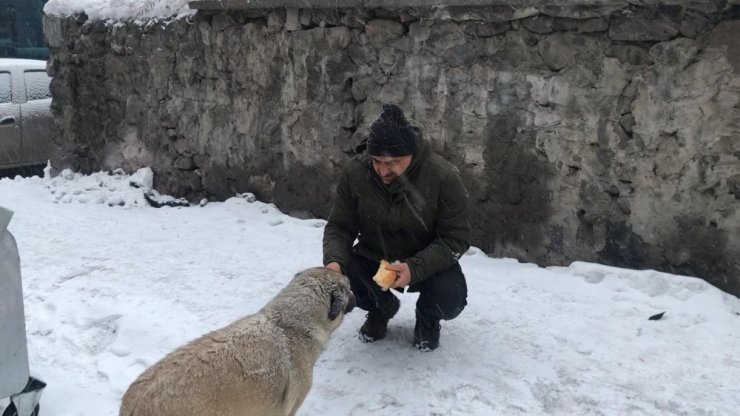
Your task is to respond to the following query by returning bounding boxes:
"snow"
[44,0,194,20]
[0,59,47,69]
[1,169,739,416]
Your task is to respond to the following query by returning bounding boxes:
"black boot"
[413,317,441,351]
[359,296,400,342]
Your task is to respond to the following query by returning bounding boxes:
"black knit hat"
[367,103,417,157]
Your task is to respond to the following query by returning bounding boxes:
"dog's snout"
[344,291,356,313]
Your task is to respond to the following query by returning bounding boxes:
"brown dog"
[119,267,355,416]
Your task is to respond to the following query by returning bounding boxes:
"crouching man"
[323,103,471,351]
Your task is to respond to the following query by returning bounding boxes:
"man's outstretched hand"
[325,262,342,274]
[385,262,411,288]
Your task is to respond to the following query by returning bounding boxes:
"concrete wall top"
[188,0,727,11]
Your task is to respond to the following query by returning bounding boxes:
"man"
[323,103,471,351]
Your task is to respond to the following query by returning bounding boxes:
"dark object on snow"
[648,311,666,321]
[143,190,190,208]
[129,174,149,189]
[236,192,257,203]
[367,103,417,157]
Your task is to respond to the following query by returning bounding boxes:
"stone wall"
[43,1,740,295]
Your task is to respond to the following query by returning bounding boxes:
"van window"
[0,72,11,103]
[24,70,51,101]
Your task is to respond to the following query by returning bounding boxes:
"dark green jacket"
[323,137,471,285]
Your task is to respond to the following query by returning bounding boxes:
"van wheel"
[2,403,40,416]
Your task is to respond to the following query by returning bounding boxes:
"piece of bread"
[373,259,397,291]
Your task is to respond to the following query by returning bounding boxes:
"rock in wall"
[43,1,740,294]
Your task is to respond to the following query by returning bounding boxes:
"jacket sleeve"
[407,170,471,284]
[322,165,359,273]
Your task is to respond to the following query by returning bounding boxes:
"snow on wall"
[44,0,193,20]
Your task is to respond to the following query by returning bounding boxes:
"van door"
[20,69,53,164]
[0,70,22,167]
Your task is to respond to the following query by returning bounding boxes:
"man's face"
[371,155,413,185]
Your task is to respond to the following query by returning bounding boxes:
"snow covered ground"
[1,169,739,416]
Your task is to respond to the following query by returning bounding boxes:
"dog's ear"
[328,288,347,321]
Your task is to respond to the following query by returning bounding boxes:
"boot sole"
[358,330,386,343]
[414,341,438,352]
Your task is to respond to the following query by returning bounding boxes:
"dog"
[119,267,355,416]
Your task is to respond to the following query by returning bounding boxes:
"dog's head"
[289,267,356,325]
[328,275,356,321]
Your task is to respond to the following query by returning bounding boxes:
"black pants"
[346,253,468,324]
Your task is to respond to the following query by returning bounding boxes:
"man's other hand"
[385,262,411,288]
[326,262,342,274]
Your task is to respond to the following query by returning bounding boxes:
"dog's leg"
[285,384,311,416]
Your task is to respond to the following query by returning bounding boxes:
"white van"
[0,59,54,172]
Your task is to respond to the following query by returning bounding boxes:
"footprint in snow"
[68,314,123,355]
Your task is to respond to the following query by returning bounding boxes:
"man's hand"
[385,262,411,288]
[325,262,342,274]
